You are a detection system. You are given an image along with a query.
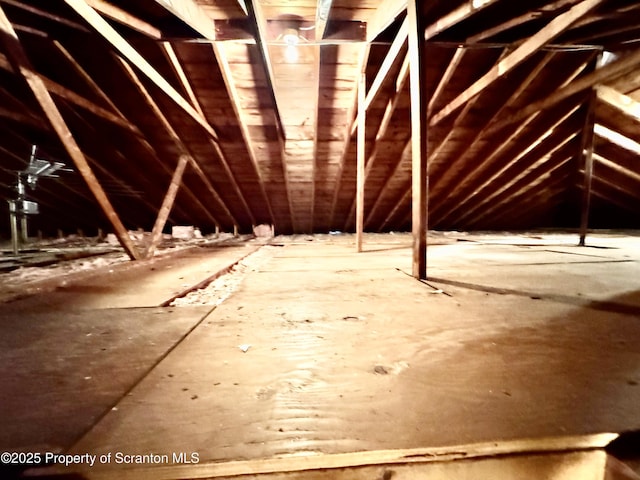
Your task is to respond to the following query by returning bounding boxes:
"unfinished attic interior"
[1,0,640,479]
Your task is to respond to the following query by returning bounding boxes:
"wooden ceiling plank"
[85,0,162,38]
[430,0,606,127]
[486,47,640,137]
[115,55,237,229]
[64,0,220,141]
[424,0,501,41]
[212,42,277,226]
[0,3,141,260]
[244,0,285,141]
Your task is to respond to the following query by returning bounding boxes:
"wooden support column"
[408,0,428,279]
[145,154,189,258]
[356,72,366,253]
[579,88,597,246]
[0,4,140,260]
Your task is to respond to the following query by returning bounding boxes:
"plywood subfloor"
[3,232,639,478]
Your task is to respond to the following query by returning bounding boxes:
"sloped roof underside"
[0,0,638,240]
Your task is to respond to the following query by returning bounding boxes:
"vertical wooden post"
[408,0,428,279]
[579,88,597,246]
[0,5,140,260]
[145,154,190,258]
[356,72,366,252]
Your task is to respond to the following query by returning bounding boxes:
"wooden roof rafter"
[48,46,193,222]
[366,0,406,42]
[436,101,583,226]
[596,84,640,122]
[428,51,563,214]
[423,0,502,41]
[593,153,640,185]
[115,55,235,229]
[463,0,581,44]
[164,41,259,226]
[430,0,607,127]
[589,174,639,212]
[429,49,594,217]
[53,35,220,224]
[85,0,162,39]
[212,43,279,227]
[0,3,141,259]
[244,0,285,142]
[365,138,410,230]
[485,46,640,136]
[470,161,575,230]
[141,0,278,228]
[64,0,220,142]
[457,124,581,227]
[350,16,407,137]
[0,52,141,134]
[377,181,411,233]
[327,43,370,228]
[0,0,90,33]
[595,123,640,155]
